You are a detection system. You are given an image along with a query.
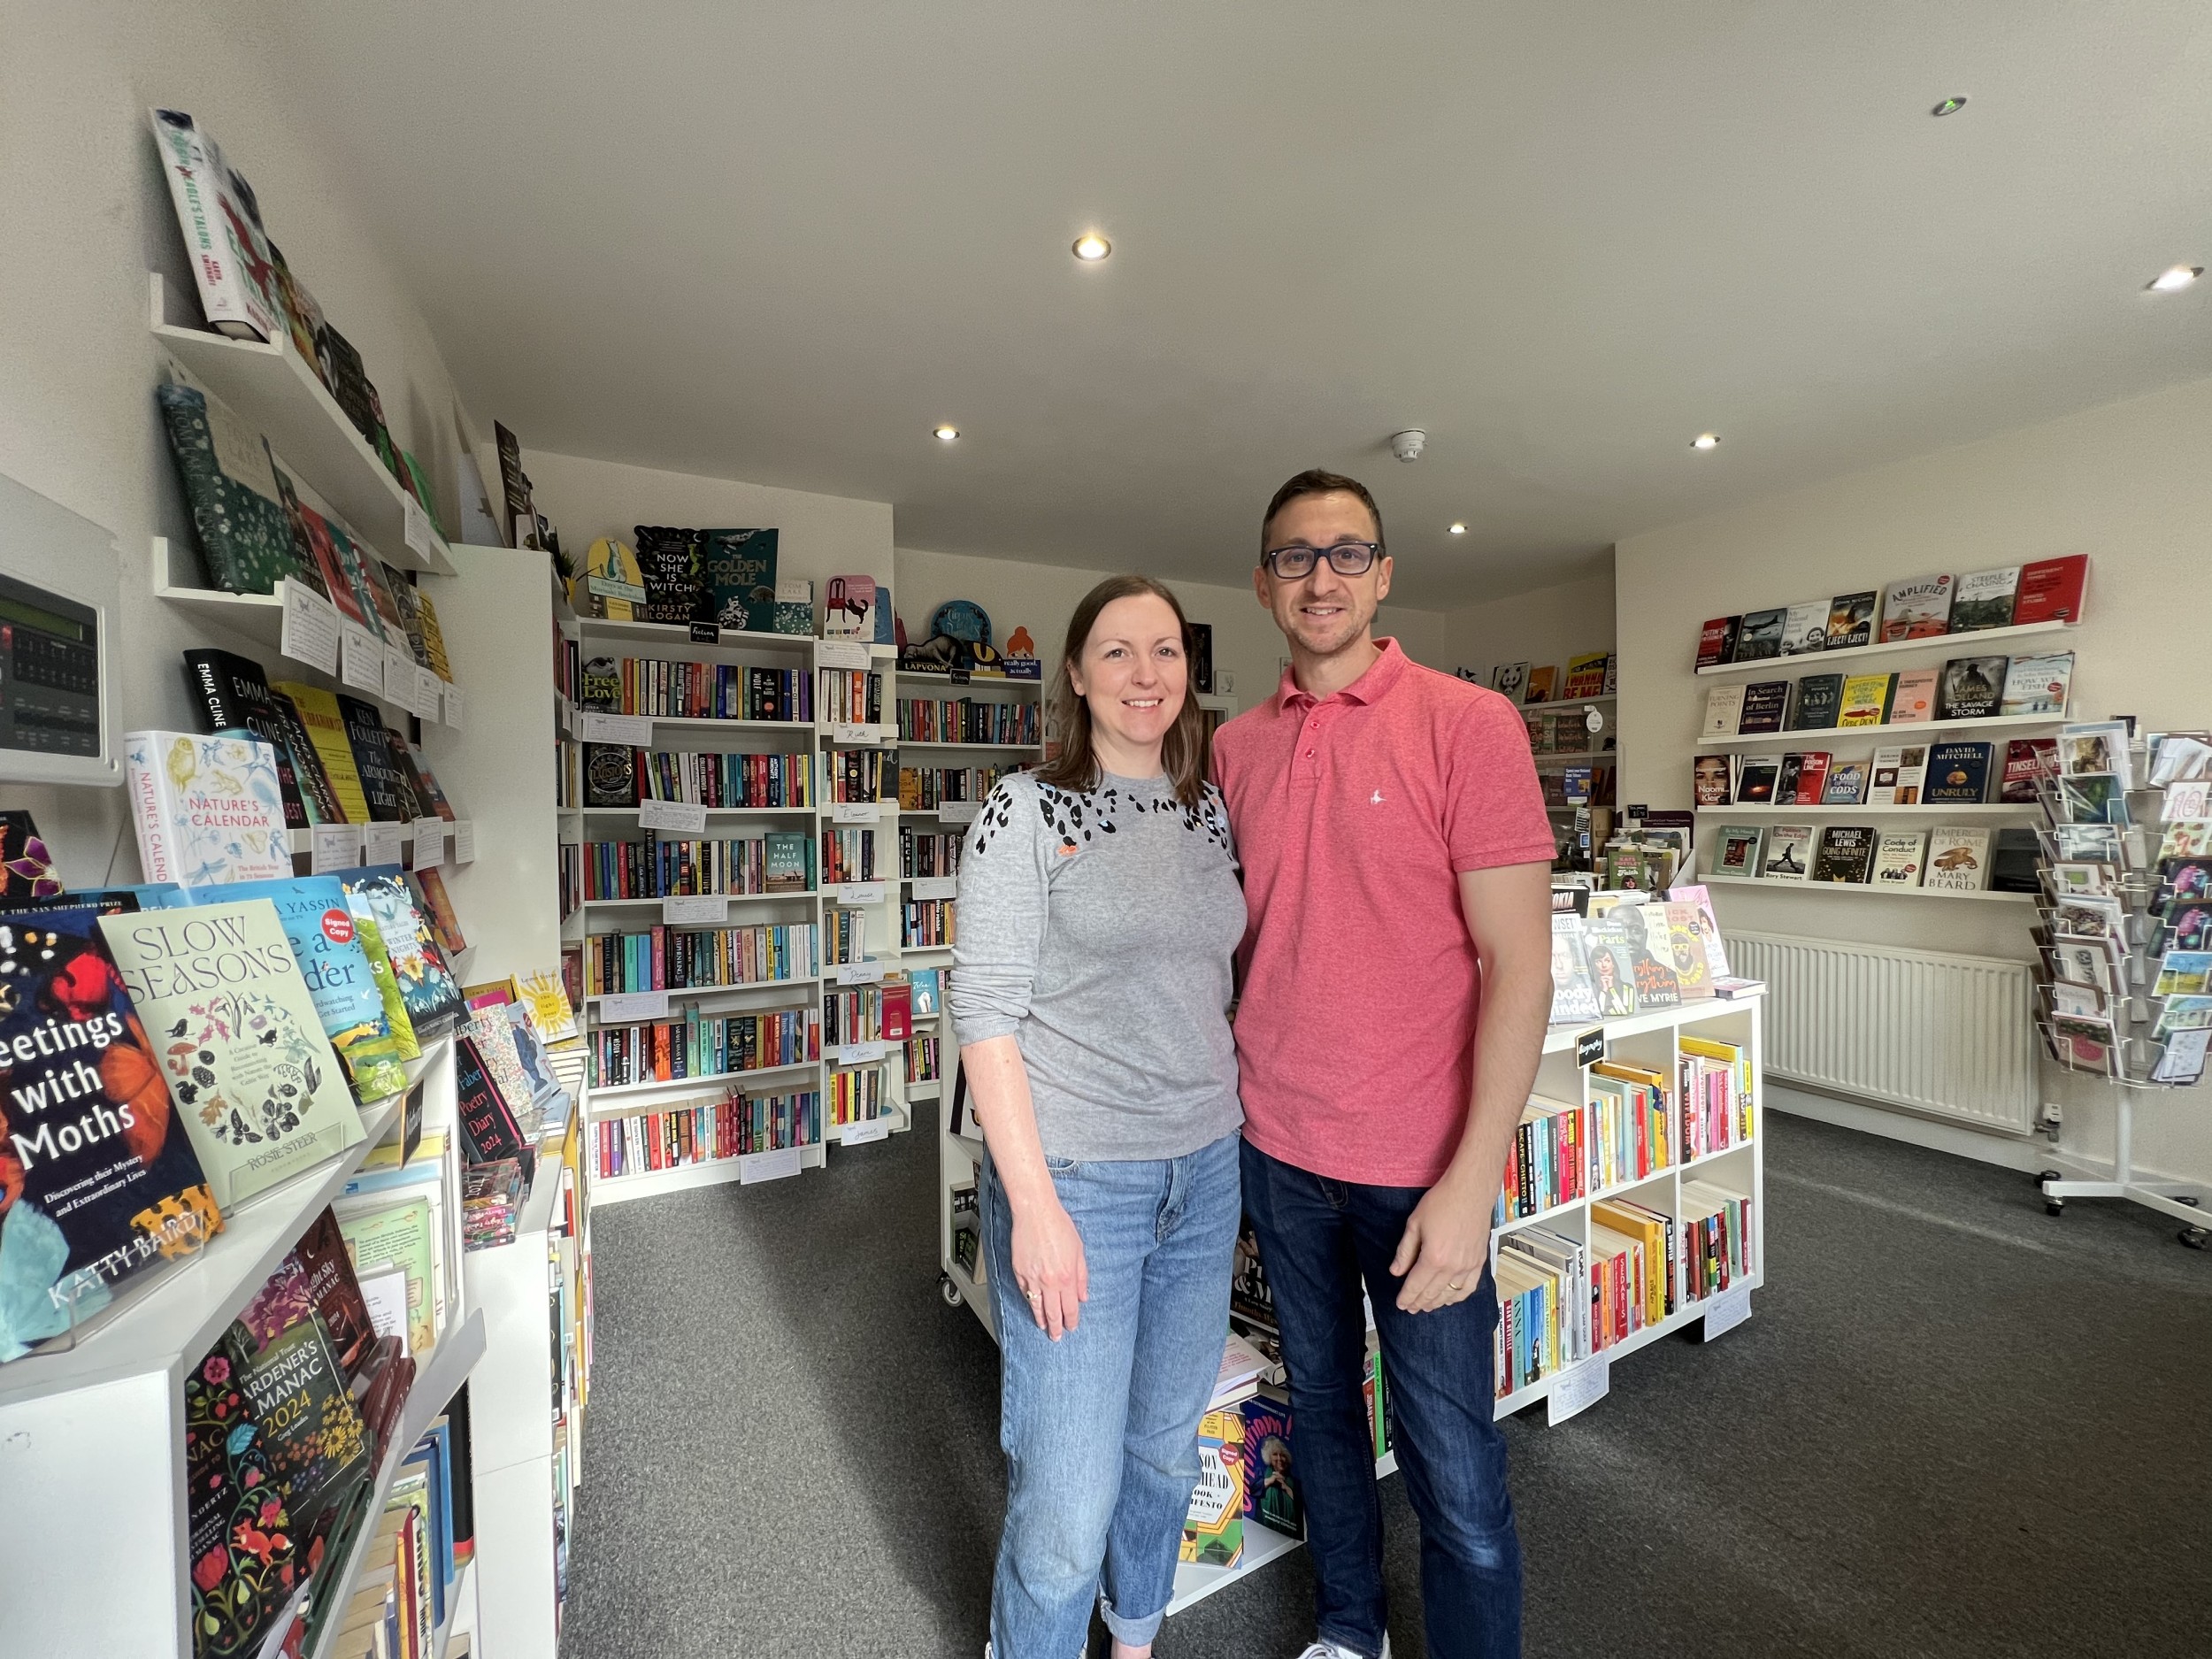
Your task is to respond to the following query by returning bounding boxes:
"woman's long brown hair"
[1033,574,1210,807]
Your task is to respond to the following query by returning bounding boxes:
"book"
[1880,572,1955,640]
[1179,1408,1248,1567]
[1701,686,1747,740]
[343,871,465,1034]
[273,684,373,823]
[1774,754,1802,804]
[699,528,780,632]
[453,1034,532,1177]
[335,695,409,822]
[150,109,283,342]
[1949,566,2021,632]
[411,869,468,956]
[1886,667,1939,725]
[223,1310,370,1540]
[764,832,812,895]
[1692,756,1733,808]
[1810,826,1876,883]
[240,1206,378,1377]
[314,322,381,446]
[1492,662,1531,702]
[583,743,638,810]
[2000,738,2059,803]
[1695,618,1740,670]
[156,381,307,596]
[1793,752,1832,804]
[1548,913,1601,1023]
[1733,757,1780,805]
[1788,673,1845,731]
[631,526,703,625]
[101,899,365,1209]
[1666,883,1733,977]
[580,537,646,622]
[1868,743,1928,806]
[0,811,60,902]
[1778,600,1830,656]
[1732,608,1786,662]
[399,741,455,820]
[1936,657,2008,720]
[779,577,821,637]
[1712,824,1764,878]
[1563,650,1610,698]
[1924,827,1993,891]
[1825,592,1878,650]
[825,575,881,641]
[1923,741,1995,803]
[1738,681,1790,735]
[1613,906,1682,1010]
[124,730,292,887]
[184,1340,298,1655]
[1999,651,2073,717]
[1836,673,1895,727]
[181,648,311,830]
[336,1194,440,1358]
[414,591,455,681]
[1762,824,1814,879]
[1822,760,1870,804]
[1241,1394,1300,1540]
[1870,830,1929,887]
[2012,554,2089,626]
[511,967,580,1044]
[1662,901,1715,998]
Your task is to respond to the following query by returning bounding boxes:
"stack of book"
[463,1160,528,1248]
[899,764,1017,809]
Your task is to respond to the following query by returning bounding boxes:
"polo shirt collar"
[1274,637,1408,710]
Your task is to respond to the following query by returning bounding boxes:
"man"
[1212,470,1555,1659]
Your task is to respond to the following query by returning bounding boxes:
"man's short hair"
[1260,469,1385,555]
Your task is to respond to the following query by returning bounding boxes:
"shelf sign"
[1575,1027,1606,1069]
[908,876,958,901]
[831,722,873,746]
[279,579,341,674]
[638,797,710,835]
[689,622,720,644]
[663,895,728,926]
[362,820,405,868]
[442,682,465,730]
[403,494,434,559]
[840,1117,892,1146]
[577,710,655,747]
[1703,1285,1752,1341]
[385,642,419,711]
[832,801,879,825]
[414,664,443,722]
[829,1041,889,1065]
[601,990,671,1021]
[816,640,872,671]
[340,620,384,695]
[453,819,477,864]
[834,959,885,986]
[310,824,361,874]
[1547,1353,1610,1425]
[411,818,446,869]
[827,882,884,907]
[939,801,981,825]
[739,1145,804,1184]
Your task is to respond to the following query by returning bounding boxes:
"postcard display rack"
[935,993,1766,1617]
[2031,730,2212,1247]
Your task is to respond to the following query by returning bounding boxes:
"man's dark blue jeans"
[1241,1139,1524,1659]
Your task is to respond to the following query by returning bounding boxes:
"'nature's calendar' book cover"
[125,731,292,887]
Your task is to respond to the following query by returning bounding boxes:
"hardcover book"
[1871,830,1929,887]
[101,899,365,1210]
[223,1310,369,1540]
[1712,824,1764,878]
[1774,754,1803,804]
[583,743,639,809]
[1778,600,1830,656]
[1788,673,1845,731]
[240,1206,378,1376]
[765,832,812,894]
[335,1194,439,1357]
[1924,827,1994,891]
[342,872,465,1035]
[580,538,645,622]
[1738,681,1791,735]
[699,528,780,632]
[150,109,283,342]
[1733,757,1781,805]
[1886,668,1939,725]
[180,649,310,830]
[272,685,372,823]
[631,526,703,625]
[1617,905,1683,1009]
[184,1341,296,1656]
[1761,824,1814,880]
[1923,741,1996,803]
[1492,662,1531,701]
[0,810,60,902]
[1701,685,1747,740]
[0,908,222,1362]
[336,695,409,822]
[1692,755,1733,807]
[1949,566,2021,632]
[1179,1408,1248,1568]
[1999,738,2058,804]
[1836,673,1895,728]
[1732,609,1786,662]
[314,322,381,445]
[411,869,468,956]
[399,741,455,819]
[273,484,369,633]
[1823,760,1870,804]
[1548,913,1601,1023]
[1824,591,1878,650]
[2012,554,2089,626]
[1937,657,2008,720]
[1563,650,1611,697]
[1880,572,1955,640]
[1999,651,2074,717]
[1810,826,1877,883]
[1581,912,1641,1015]
[1793,752,1832,804]
[124,731,292,887]
[156,382,304,595]
[824,574,880,641]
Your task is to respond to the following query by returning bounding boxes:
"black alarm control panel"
[0,568,101,757]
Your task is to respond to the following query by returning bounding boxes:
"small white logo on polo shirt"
[1370,788,1385,804]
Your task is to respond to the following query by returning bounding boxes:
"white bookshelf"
[1701,872,2034,903]
[1701,710,2067,750]
[1694,619,2078,679]
[1694,803,2035,818]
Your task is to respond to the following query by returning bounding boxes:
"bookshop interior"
[3,9,2208,1659]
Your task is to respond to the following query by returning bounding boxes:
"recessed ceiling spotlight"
[1448,522,1466,535]
[2148,265,2202,293]
[1691,433,1721,450]
[1071,233,1111,262]
[933,425,960,441]
[1931,96,1968,117]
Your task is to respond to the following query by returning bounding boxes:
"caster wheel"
[2180,1227,2208,1251]
[2045,1200,2065,1217]
[2036,1170,2062,1187]
[940,1272,963,1307]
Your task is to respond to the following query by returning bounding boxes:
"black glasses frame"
[1261,541,1385,580]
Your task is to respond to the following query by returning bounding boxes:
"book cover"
[1887,668,1939,725]
[1179,1408,1247,1568]
[1617,905,1683,1009]
[1825,592,1878,650]
[1732,609,1786,662]
[824,574,880,641]
[272,685,372,823]
[411,869,468,956]
[386,576,433,671]
[1880,572,1954,640]
[274,486,370,633]
[344,910,419,1064]
[1923,741,1996,803]
[1491,662,1531,702]
[1738,681,1790,735]
[124,731,292,887]
[1823,760,1870,804]
[184,1341,297,1656]
[1835,673,1895,728]
[1240,1395,1300,1540]
[1924,827,1993,891]
[400,741,455,820]
[777,577,820,638]
[1761,824,1814,880]
[0,811,61,902]
[101,900,364,1210]
[1810,826,1877,883]
[1692,755,1732,808]
[335,1194,438,1357]
[156,382,303,595]
[2013,554,2089,626]
[494,421,533,549]
[1663,901,1714,998]
[464,1007,539,1136]
[1774,754,1803,804]
[1936,657,2008,720]
[1788,673,1844,731]
[1712,824,1764,878]
[352,556,411,647]
[314,322,380,445]
[511,967,580,1044]
[224,1310,369,1540]
[240,1206,377,1376]
[631,526,703,625]
[1563,650,1610,697]
[150,109,283,342]
[1871,830,1929,887]
[1797,753,1837,803]
[453,1033,531,1177]
[1778,600,1830,656]
[1949,566,2021,632]
[2001,738,2059,803]
[699,528,780,632]
[414,591,455,681]
[1999,651,2074,717]
[1701,686,1747,740]
[583,743,638,810]
[765,832,812,894]
[1548,912,1601,1023]
[181,649,311,831]
[332,696,407,823]
[1695,618,1740,670]
[0,908,223,1362]
[1733,757,1780,805]
[342,871,465,1034]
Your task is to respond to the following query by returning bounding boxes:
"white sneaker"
[1295,1639,1392,1659]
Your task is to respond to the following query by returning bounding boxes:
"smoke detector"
[1390,428,1426,463]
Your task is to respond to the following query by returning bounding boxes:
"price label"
[453,820,477,864]
[340,621,384,695]
[1576,1027,1606,1068]
[1547,1353,1610,1424]
[385,642,419,710]
[279,579,341,673]
[638,798,710,835]
[1703,1285,1752,1340]
[578,710,656,747]
[363,820,405,867]
[411,818,446,868]
[413,664,442,721]
[601,990,671,1021]
[816,640,872,671]
[557,697,572,735]
[834,959,885,986]
[403,495,434,559]
[689,622,720,644]
[831,722,873,746]
[739,1145,803,1184]
[442,682,465,730]
[310,824,361,873]
[827,882,884,907]
[831,801,880,825]
[939,801,981,826]
[663,895,729,926]
[840,1117,891,1146]
[908,876,958,901]
[829,1041,889,1065]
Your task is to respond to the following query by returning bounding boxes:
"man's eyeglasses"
[1261,541,1383,580]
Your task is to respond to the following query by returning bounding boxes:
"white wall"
[0,0,472,882]
[1439,563,1617,691]
[1617,373,2212,1182]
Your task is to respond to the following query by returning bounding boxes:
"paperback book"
[1778,600,1830,656]
[1924,828,1993,892]
[1937,657,2008,720]
[2012,554,2089,626]
[1693,756,1733,807]
[1712,824,1764,878]
[2000,738,2058,804]
[1868,744,1928,806]
[1836,673,1894,727]
[1880,572,1954,640]
[632,526,703,624]
[156,381,305,596]
[1824,591,1878,649]
[1949,566,2021,632]
[342,871,465,1034]
[273,684,373,823]
[1733,757,1780,806]
[1886,667,1939,725]
[699,528,780,632]
[1810,826,1877,883]
[1870,830,1929,887]
[1738,681,1790,735]
[1789,673,1844,731]
[124,731,292,887]
[1999,652,2074,717]
[1701,685,1747,740]
[1696,617,1740,670]
[1823,760,1870,804]
[1762,824,1814,880]
[1733,609,1786,662]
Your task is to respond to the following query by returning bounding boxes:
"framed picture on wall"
[1187,622,1214,694]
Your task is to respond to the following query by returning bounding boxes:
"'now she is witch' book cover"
[0,907,222,1362]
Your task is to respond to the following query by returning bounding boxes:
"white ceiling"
[260,2,2212,609]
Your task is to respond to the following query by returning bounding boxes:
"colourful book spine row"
[899,829,963,879]
[609,659,813,722]
[898,765,1011,808]
[821,827,881,884]
[588,1007,819,1087]
[584,922,818,995]
[635,749,812,809]
[582,836,775,901]
[819,670,885,726]
[830,749,896,804]
[895,699,1041,745]
[595,1089,822,1175]
[901,899,956,949]
[822,986,882,1046]
[828,1063,886,1125]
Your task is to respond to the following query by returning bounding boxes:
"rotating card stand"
[2029,742,2210,1247]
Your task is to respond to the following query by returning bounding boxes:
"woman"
[949,574,1246,1659]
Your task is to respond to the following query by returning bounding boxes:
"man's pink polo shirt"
[1213,639,1555,1187]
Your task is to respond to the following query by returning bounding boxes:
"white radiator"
[1724,931,2039,1135]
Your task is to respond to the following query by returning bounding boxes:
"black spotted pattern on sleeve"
[972,776,1233,857]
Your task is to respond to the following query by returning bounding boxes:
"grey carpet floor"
[557,1111,2211,1658]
